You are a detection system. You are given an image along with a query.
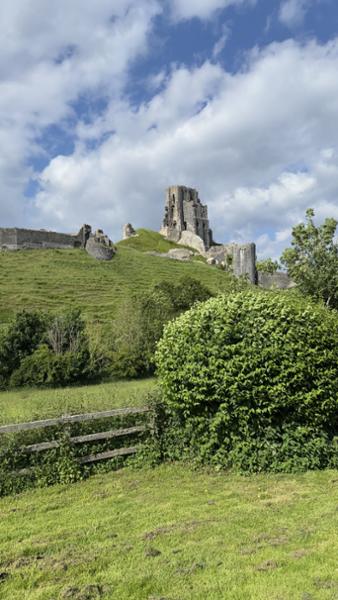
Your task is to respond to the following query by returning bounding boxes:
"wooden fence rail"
[24,425,147,453]
[0,406,149,434]
[0,405,151,474]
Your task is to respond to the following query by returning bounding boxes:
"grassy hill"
[117,228,198,253]
[0,229,233,325]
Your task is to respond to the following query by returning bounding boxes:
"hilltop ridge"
[0,229,233,325]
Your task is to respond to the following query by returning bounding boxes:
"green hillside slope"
[0,229,233,324]
[117,228,195,253]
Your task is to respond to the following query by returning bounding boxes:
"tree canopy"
[281,208,338,309]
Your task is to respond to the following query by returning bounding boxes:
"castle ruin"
[0,224,92,251]
[206,243,257,284]
[160,186,213,250]
[160,185,257,283]
[0,224,115,260]
[0,185,292,285]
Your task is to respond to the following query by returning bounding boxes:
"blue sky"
[1,0,338,258]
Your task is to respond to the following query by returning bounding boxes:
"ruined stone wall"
[16,229,80,249]
[229,243,256,283]
[0,225,91,251]
[160,185,183,242]
[257,271,295,289]
[182,193,197,234]
[161,185,212,249]
[206,243,257,284]
[0,229,18,250]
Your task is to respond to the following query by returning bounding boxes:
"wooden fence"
[0,406,151,474]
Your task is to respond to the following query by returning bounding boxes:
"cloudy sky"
[1,0,338,258]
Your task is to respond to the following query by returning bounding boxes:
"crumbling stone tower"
[160,185,213,250]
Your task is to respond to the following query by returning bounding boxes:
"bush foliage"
[155,290,338,472]
[110,276,213,378]
[0,309,108,389]
[256,258,280,274]
[0,311,46,387]
[0,276,213,387]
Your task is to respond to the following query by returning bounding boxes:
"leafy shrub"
[256,258,280,274]
[154,276,213,311]
[110,347,145,379]
[138,289,176,372]
[155,290,338,472]
[0,311,47,387]
[46,309,87,354]
[109,290,172,379]
[10,345,91,387]
[86,324,113,381]
[1,308,107,388]
[110,277,213,378]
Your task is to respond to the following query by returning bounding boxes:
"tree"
[0,308,105,388]
[0,311,47,387]
[110,278,213,378]
[281,208,338,309]
[256,258,280,274]
[153,277,212,312]
[46,309,88,355]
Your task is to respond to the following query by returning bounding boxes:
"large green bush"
[155,290,338,472]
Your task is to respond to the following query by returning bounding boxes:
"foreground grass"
[0,231,232,324]
[0,464,337,599]
[0,379,156,425]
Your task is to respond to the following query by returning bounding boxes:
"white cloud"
[278,0,312,28]
[34,38,338,260]
[170,0,255,21]
[0,0,161,226]
[1,2,338,263]
[213,24,232,58]
[217,150,338,259]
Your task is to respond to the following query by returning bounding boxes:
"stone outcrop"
[85,229,116,261]
[167,248,194,261]
[123,223,137,239]
[147,248,194,261]
[178,230,206,254]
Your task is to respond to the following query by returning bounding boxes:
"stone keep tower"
[160,185,213,250]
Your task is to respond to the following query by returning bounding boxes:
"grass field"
[0,230,231,324]
[2,229,336,600]
[0,378,156,425]
[0,464,337,599]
